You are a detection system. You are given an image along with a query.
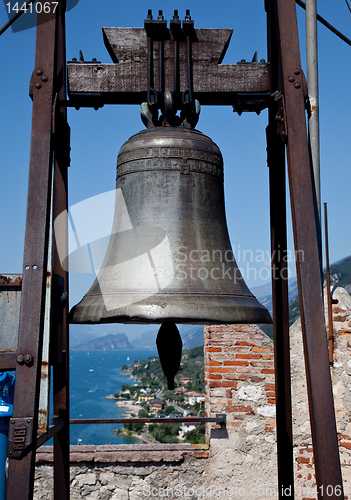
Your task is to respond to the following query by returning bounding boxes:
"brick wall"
[203,323,279,493]
[204,324,275,429]
[203,287,351,498]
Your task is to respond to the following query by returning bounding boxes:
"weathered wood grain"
[103,27,233,65]
[67,62,270,105]
[67,27,270,106]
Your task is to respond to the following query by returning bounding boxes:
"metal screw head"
[36,69,43,76]
[24,354,33,365]
[41,76,48,82]
[36,83,42,89]
[60,291,68,307]
[294,82,301,89]
[288,76,295,82]
[294,69,301,75]
[17,355,24,365]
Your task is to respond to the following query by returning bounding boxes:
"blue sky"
[0,1,350,335]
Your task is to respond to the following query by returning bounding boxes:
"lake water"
[69,349,158,445]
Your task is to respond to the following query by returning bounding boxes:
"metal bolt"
[71,57,77,62]
[36,83,42,89]
[41,76,48,82]
[241,59,246,63]
[294,69,301,75]
[92,58,97,62]
[36,69,43,76]
[24,354,33,365]
[288,76,295,82]
[60,291,69,307]
[158,10,163,20]
[147,9,153,20]
[294,82,301,89]
[11,420,15,424]
[27,419,31,424]
[173,10,179,20]
[17,355,24,364]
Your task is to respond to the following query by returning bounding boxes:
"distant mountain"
[287,255,351,327]
[70,324,121,348]
[251,279,299,315]
[179,325,205,349]
[325,255,351,295]
[130,324,205,350]
[69,323,151,348]
[260,255,351,338]
[130,328,158,349]
[73,333,135,351]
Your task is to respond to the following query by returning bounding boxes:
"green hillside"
[129,345,204,393]
[327,255,351,290]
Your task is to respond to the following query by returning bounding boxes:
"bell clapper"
[156,322,183,390]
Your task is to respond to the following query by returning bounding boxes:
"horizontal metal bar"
[0,352,18,370]
[36,418,65,448]
[63,92,271,111]
[0,274,22,287]
[70,415,226,425]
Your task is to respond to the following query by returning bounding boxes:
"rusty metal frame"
[70,415,226,425]
[5,2,70,499]
[266,0,294,495]
[324,202,334,364]
[267,0,343,499]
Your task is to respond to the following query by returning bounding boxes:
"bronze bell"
[70,125,271,325]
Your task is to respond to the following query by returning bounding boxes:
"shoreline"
[114,399,143,416]
[111,399,145,442]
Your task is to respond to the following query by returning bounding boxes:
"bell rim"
[69,293,272,325]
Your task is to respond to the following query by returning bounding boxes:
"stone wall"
[203,324,278,494]
[33,287,351,500]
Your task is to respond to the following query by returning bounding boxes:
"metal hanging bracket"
[272,91,287,143]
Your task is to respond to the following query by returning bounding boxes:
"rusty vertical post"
[271,0,343,498]
[266,1,294,497]
[52,1,70,499]
[6,3,69,499]
[324,202,334,364]
[6,9,57,500]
